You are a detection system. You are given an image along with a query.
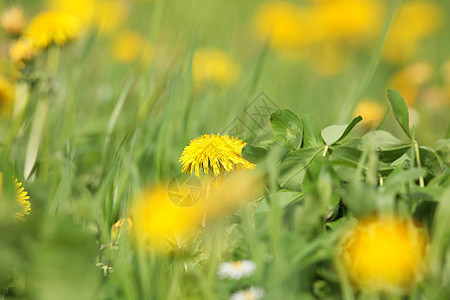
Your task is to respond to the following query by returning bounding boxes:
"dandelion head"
[131,186,203,252]
[111,30,153,65]
[340,217,426,291]
[25,10,82,49]
[111,217,133,240]
[8,37,40,68]
[192,48,240,86]
[0,75,15,114]
[1,6,26,35]
[353,100,385,127]
[179,134,255,177]
[0,173,31,221]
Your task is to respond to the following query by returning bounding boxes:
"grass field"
[0,0,449,299]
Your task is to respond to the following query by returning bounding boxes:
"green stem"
[414,140,425,188]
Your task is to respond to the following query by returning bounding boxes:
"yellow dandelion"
[179,134,255,177]
[111,30,153,65]
[340,217,426,291]
[131,186,203,251]
[0,75,15,114]
[111,217,133,240]
[384,1,442,63]
[25,10,82,49]
[253,1,318,58]
[1,6,26,35]
[388,62,433,107]
[0,173,31,221]
[9,37,40,68]
[353,100,385,127]
[192,48,241,86]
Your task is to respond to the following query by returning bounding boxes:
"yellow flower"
[179,134,255,177]
[1,6,26,35]
[388,62,433,106]
[253,1,318,58]
[131,186,203,251]
[353,100,385,127]
[192,48,241,86]
[8,37,40,68]
[25,10,82,49]
[0,75,15,114]
[111,217,133,240]
[131,173,263,252]
[340,217,426,291]
[47,0,128,34]
[111,30,153,65]
[0,173,31,221]
[384,1,442,63]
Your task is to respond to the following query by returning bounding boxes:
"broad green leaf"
[419,146,443,180]
[255,190,302,214]
[270,109,303,149]
[321,116,362,145]
[303,157,341,206]
[301,114,325,148]
[242,144,268,163]
[384,167,427,188]
[361,130,410,163]
[387,89,411,138]
[278,147,322,189]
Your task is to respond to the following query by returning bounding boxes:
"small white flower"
[218,260,256,280]
[230,287,265,300]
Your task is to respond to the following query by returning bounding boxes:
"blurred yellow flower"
[253,1,317,57]
[131,186,203,251]
[192,48,241,86]
[388,62,433,106]
[353,100,385,127]
[25,10,82,48]
[48,0,128,34]
[340,217,426,290]
[8,37,40,68]
[310,42,347,76]
[111,217,133,240]
[180,134,255,177]
[0,173,31,221]
[0,75,15,114]
[384,1,442,63]
[1,6,26,35]
[317,0,382,42]
[131,172,263,252]
[111,30,153,65]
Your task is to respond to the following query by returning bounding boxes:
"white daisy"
[218,260,256,280]
[230,287,265,300]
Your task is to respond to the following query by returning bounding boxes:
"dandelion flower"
[0,75,15,114]
[131,186,203,251]
[218,260,256,280]
[111,217,133,240]
[180,134,255,177]
[111,30,153,65]
[192,48,241,86]
[25,10,82,49]
[384,1,442,63]
[0,173,31,221]
[1,6,26,35]
[9,37,40,68]
[340,217,426,291]
[230,287,265,300]
[353,100,385,127]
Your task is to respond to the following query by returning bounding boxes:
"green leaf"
[419,146,443,180]
[242,144,268,163]
[255,190,302,214]
[303,158,341,206]
[270,109,303,149]
[321,116,362,145]
[278,147,322,189]
[361,130,410,163]
[301,114,325,148]
[387,89,411,138]
[384,167,428,188]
